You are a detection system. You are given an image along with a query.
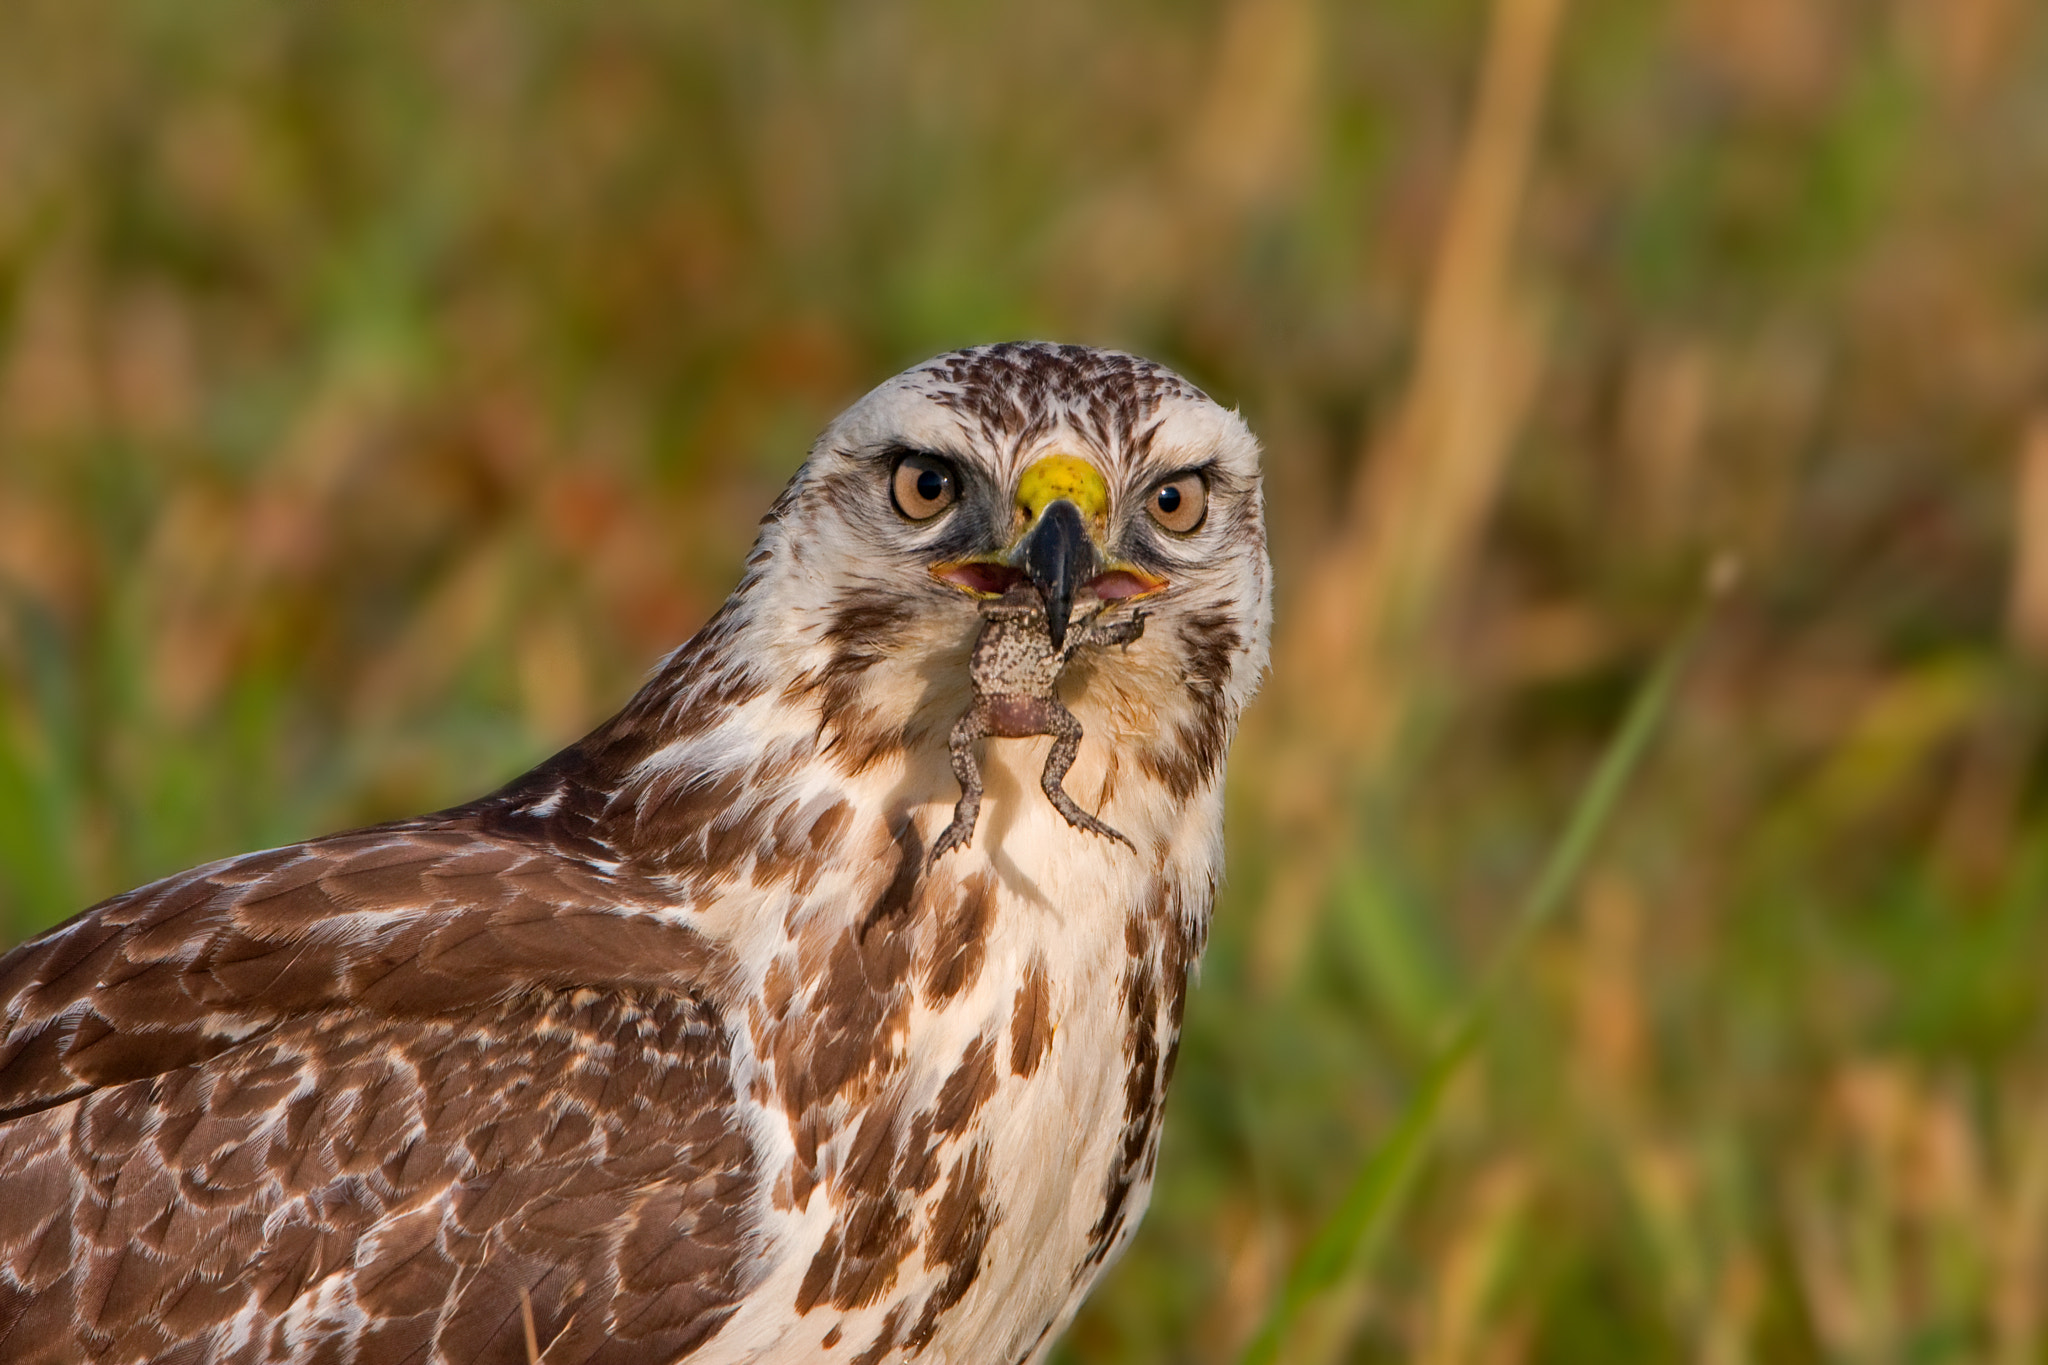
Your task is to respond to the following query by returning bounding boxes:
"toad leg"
[928,708,988,864]
[1040,701,1133,850]
[1073,610,1145,650]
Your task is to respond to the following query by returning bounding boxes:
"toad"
[928,587,1145,863]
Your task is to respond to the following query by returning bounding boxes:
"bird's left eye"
[891,453,959,521]
[1146,472,1207,534]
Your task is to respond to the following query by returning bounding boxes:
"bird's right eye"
[891,453,959,521]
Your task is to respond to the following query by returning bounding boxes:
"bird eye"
[1146,472,1207,534]
[891,453,959,521]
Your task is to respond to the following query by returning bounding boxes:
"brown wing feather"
[0,989,759,1364]
[0,811,762,1364]
[0,824,722,1123]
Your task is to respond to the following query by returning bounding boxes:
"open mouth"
[932,561,1026,595]
[932,561,1166,602]
[1087,569,1164,600]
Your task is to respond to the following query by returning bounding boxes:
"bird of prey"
[0,342,1271,1364]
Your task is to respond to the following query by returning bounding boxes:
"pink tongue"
[939,563,1026,594]
[1088,570,1160,600]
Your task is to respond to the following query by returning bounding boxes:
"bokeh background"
[4,0,2048,1359]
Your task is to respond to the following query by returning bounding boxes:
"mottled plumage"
[0,342,1271,1364]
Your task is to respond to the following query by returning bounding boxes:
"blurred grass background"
[4,0,2048,1359]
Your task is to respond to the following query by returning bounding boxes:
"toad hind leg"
[1074,610,1145,650]
[1040,702,1133,850]
[928,709,988,864]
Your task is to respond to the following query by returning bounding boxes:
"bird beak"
[929,453,1167,647]
[1013,498,1096,652]
[1010,455,1111,651]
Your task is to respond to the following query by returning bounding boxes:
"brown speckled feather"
[0,802,759,1364]
[0,824,723,1124]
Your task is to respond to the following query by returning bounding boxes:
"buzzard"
[0,343,1271,1364]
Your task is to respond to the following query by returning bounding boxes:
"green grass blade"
[1238,603,1711,1365]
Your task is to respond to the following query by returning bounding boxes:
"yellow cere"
[1015,454,1110,527]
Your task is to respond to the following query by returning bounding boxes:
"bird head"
[731,342,1271,814]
